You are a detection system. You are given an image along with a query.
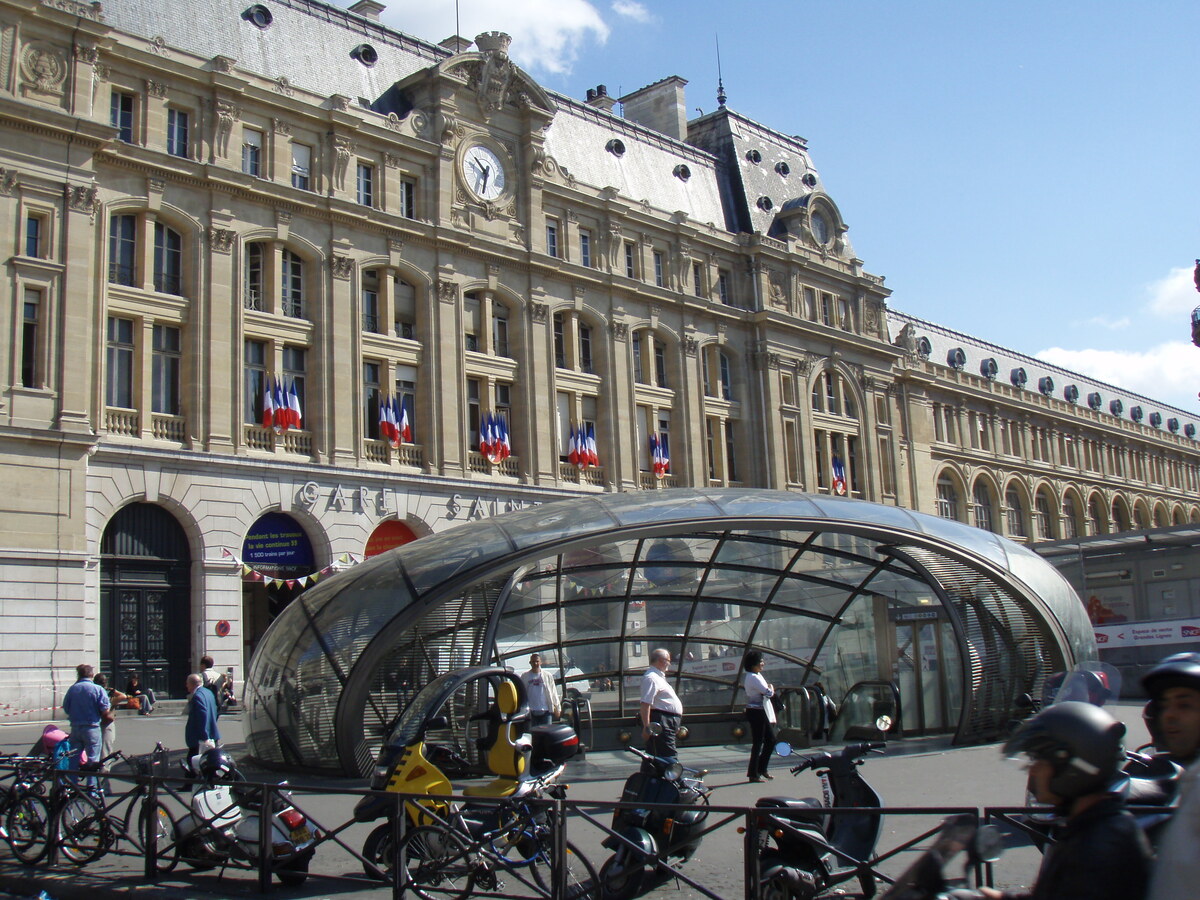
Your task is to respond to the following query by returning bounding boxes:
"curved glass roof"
[244,489,1094,774]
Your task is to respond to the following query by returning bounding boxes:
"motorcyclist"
[977,701,1151,900]
[1140,652,1200,765]
[1142,653,1200,900]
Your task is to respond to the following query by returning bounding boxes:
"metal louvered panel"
[903,547,1064,743]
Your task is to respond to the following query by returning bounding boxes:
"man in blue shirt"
[61,663,110,767]
[185,672,220,763]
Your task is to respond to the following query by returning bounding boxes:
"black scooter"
[599,729,711,900]
[752,741,886,899]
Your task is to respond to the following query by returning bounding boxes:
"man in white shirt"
[521,654,560,727]
[640,648,683,761]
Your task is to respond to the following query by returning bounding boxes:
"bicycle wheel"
[56,791,110,865]
[530,839,600,899]
[397,824,474,900]
[137,800,178,873]
[6,793,50,864]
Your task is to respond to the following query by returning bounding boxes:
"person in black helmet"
[1144,653,1200,900]
[975,701,1151,900]
[1141,652,1200,765]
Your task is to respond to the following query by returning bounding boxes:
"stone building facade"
[1,0,1197,710]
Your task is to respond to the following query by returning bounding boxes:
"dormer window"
[242,4,273,28]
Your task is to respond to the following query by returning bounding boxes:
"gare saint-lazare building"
[3,0,1199,764]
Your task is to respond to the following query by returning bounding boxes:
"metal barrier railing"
[0,759,1176,899]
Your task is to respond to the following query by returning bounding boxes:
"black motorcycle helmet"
[1003,701,1125,801]
[199,747,237,781]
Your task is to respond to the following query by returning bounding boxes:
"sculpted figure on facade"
[213,100,238,159]
[20,42,68,97]
[471,32,514,118]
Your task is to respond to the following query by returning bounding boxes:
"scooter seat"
[757,796,824,810]
[462,778,519,799]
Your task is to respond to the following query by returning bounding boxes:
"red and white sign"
[1094,619,1200,649]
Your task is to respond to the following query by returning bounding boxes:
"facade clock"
[461,143,508,201]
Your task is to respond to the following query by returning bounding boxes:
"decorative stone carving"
[865,299,881,334]
[275,209,292,225]
[214,100,238,159]
[438,280,458,303]
[332,135,353,191]
[271,118,291,136]
[796,352,813,374]
[147,177,166,194]
[212,55,236,74]
[529,302,548,323]
[65,184,97,215]
[610,320,628,342]
[383,153,402,170]
[385,112,402,132]
[0,168,17,195]
[683,337,698,357]
[573,285,585,299]
[330,256,354,280]
[487,263,501,277]
[274,75,294,97]
[893,322,918,358]
[409,110,429,137]
[208,227,235,254]
[330,94,352,112]
[146,79,167,99]
[471,31,515,119]
[388,237,404,254]
[73,42,98,64]
[148,36,167,55]
[768,268,787,307]
[604,222,623,271]
[20,42,68,97]
[43,0,102,21]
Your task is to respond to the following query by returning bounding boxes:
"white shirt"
[744,670,774,708]
[521,668,559,715]
[641,666,683,715]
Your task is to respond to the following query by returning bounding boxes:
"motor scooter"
[880,813,1005,900]
[752,739,886,899]
[599,724,711,900]
[175,746,318,885]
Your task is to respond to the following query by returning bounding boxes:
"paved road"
[0,703,1154,899]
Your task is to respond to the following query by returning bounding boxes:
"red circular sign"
[215,620,231,637]
[365,520,419,557]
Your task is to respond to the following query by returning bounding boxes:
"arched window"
[553,311,596,374]
[1034,492,1055,540]
[631,329,671,389]
[1005,487,1026,538]
[972,482,994,532]
[1087,496,1105,535]
[935,475,959,521]
[1061,495,1078,540]
[702,346,735,401]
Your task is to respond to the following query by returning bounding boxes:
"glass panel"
[400,521,514,597]
[498,499,614,551]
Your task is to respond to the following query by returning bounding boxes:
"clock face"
[462,144,507,201]
[811,210,831,245]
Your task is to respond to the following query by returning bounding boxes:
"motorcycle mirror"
[646,722,663,736]
[875,714,893,733]
[665,762,684,781]
[774,741,794,757]
[427,715,449,731]
[972,824,1006,864]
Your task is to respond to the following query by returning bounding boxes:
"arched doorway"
[100,503,191,699]
[364,519,419,558]
[241,512,317,664]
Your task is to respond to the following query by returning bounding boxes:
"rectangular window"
[579,323,593,373]
[546,220,559,258]
[653,251,664,287]
[879,436,895,494]
[705,419,717,480]
[24,213,45,258]
[364,361,381,439]
[106,316,135,408]
[464,296,480,351]
[654,341,667,388]
[624,242,636,278]
[110,91,135,142]
[782,373,796,407]
[467,378,481,447]
[632,333,644,384]
[400,178,416,218]
[724,420,738,482]
[282,346,306,425]
[356,162,375,207]
[108,214,137,286]
[820,292,833,326]
[290,142,311,191]
[244,339,266,425]
[692,262,704,297]
[281,250,304,318]
[362,283,379,334]
[803,286,817,318]
[717,270,730,305]
[494,381,511,419]
[21,287,40,389]
[166,108,189,158]
[153,223,182,295]
[394,276,416,339]
[553,313,566,369]
[152,324,180,415]
[395,366,417,442]
[838,297,851,329]
[245,243,264,311]
[242,128,263,177]
[784,421,799,483]
[579,229,592,267]
[719,353,732,400]
[493,310,510,358]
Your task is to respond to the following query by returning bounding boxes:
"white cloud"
[1144,265,1199,319]
[1035,342,1200,414]
[1082,314,1131,331]
[611,0,653,23]
[374,0,609,77]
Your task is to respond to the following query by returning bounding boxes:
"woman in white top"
[743,650,776,782]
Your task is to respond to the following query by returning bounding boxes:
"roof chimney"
[347,0,385,21]
[439,35,472,53]
[585,84,617,112]
[619,76,688,140]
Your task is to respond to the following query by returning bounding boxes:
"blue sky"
[362,0,1200,413]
